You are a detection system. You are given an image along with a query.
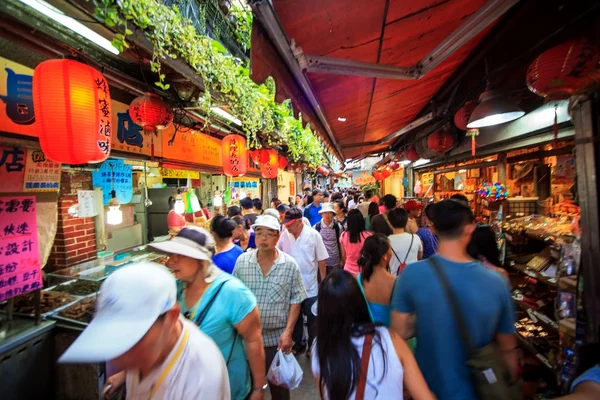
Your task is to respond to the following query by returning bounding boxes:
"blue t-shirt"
[391,254,515,400]
[213,245,244,274]
[179,272,257,400]
[304,203,322,226]
[416,227,438,259]
[234,232,256,252]
[571,364,600,392]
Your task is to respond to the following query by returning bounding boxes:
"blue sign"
[92,159,133,206]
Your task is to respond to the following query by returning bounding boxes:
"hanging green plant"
[93,0,327,166]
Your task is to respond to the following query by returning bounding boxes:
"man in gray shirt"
[313,203,342,275]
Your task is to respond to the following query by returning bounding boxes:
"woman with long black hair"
[311,270,434,400]
[340,209,372,276]
[467,224,509,281]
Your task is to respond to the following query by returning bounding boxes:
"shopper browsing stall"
[150,227,265,400]
[60,262,230,400]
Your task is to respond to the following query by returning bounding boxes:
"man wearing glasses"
[233,215,307,400]
[278,207,328,355]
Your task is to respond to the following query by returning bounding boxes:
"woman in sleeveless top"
[311,270,434,400]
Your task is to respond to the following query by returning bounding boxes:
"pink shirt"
[340,231,372,275]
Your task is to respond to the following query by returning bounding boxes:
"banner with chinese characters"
[23,149,61,192]
[160,168,200,179]
[162,129,221,167]
[111,101,163,157]
[0,196,43,301]
[353,170,376,186]
[0,145,26,192]
[0,58,35,137]
[91,159,133,205]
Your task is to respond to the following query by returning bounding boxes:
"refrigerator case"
[145,188,202,241]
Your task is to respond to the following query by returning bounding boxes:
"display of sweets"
[11,291,76,314]
[50,280,100,296]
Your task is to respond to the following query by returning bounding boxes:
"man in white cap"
[233,215,306,400]
[59,262,230,400]
[313,203,343,275]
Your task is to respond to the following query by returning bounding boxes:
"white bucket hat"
[318,203,336,214]
[149,226,215,261]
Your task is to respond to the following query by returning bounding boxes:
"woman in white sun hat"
[149,226,267,400]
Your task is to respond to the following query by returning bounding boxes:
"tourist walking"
[340,209,372,276]
[304,189,324,226]
[388,208,423,276]
[312,269,435,400]
[391,200,518,399]
[240,197,259,226]
[233,215,307,400]
[404,200,423,234]
[150,227,265,400]
[313,203,343,275]
[332,199,347,230]
[357,189,376,218]
[211,216,244,274]
[364,201,379,231]
[416,204,438,259]
[369,194,397,236]
[232,215,256,252]
[61,262,231,400]
[278,207,328,355]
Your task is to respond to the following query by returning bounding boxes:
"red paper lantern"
[317,166,329,175]
[427,130,454,153]
[454,101,477,131]
[373,170,383,181]
[260,149,279,179]
[249,150,261,164]
[389,161,400,170]
[334,179,339,183]
[527,39,600,101]
[403,146,419,162]
[348,172,353,178]
[33,59,112,164]
[221,134,248,177]
[278,155,288,169]
[129,92,173,130]
[382,169,392,179]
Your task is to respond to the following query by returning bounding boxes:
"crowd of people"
[59,187,600,400]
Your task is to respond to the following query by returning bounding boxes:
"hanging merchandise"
[466,129,480,156]
[260,149,279,179]
[33,59,112,164]
[476,182,509,202]
[221,134,248,177]
[414,180,423,195]
[129,93,174,130]
[278,155,288,169]
[427,130,454,153]
[527,38,599,101]
[454,101,478,131]
[173,191,185,214]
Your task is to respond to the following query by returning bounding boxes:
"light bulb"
[106,197,122,225]
[174,194,185,214]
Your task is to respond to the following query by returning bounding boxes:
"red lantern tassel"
[151,132,155,162]
[471,136,476,156]
[553,104,559,145]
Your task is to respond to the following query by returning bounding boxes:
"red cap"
[404,200,424,211]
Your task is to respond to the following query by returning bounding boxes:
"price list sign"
[0,196,42,301]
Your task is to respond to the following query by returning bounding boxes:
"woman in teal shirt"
[150,226,267,400]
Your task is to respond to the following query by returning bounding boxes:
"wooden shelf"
[514,299,559,332]
[516,334,557,374]
[511,263,557,288]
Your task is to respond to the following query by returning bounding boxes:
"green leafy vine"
[93,0,326,167]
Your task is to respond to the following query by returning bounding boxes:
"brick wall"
[47,170,98,272]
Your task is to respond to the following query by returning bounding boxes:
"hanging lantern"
[527,39,600,101]
[373,170,383,181]
[389,161,400,171]
[129,92,174,130]
[382,169,392,179]
[260,149,279,179]
[33,59,112,164]
[221,134,248,177]
[249,150,261,164]
[348,172,353,178]
[403,146,419,162]
[334,178,339,183]
[317,166,328,175]
[454,101,478,131]
[427,130,454,153]
[278,155,288,169]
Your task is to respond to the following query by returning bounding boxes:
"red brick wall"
[47,170,98,272]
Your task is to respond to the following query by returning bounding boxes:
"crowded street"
[1,0,600,399]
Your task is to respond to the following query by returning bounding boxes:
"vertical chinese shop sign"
[0,196,42,301]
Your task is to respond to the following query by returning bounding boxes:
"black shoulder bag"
[429,257,521,400]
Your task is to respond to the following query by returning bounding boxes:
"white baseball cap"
[251,215,281,231]
[59,262,177,363]
[149,226,215,261]
[318,203,335,214]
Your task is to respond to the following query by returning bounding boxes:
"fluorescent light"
[486,159,493,162]
[467,89,524,128]
[211,107,242,126]
[337,117,347,122]
[413,158,430,167]
[19,0,120,55]
[459,169,467,173]
[400,160,412,165]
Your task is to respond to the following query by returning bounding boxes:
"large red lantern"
[278,155,288,169]
[427,130,454,153]
[249,150,261,164]
[454,101,477,131]
[382,169,392,179]
[260,149,279,179]
[527,39,600,101]
[221,134,248,177]
[402,146,419,162]
[129,93,173,130]
[33,59,112,164]
[373,170,383,181]
[389,161,400,171]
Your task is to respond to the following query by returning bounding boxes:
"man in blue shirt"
[391,199,517,399]
[303,189,323,226]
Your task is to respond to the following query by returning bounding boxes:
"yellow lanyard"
[146,327,190,400]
